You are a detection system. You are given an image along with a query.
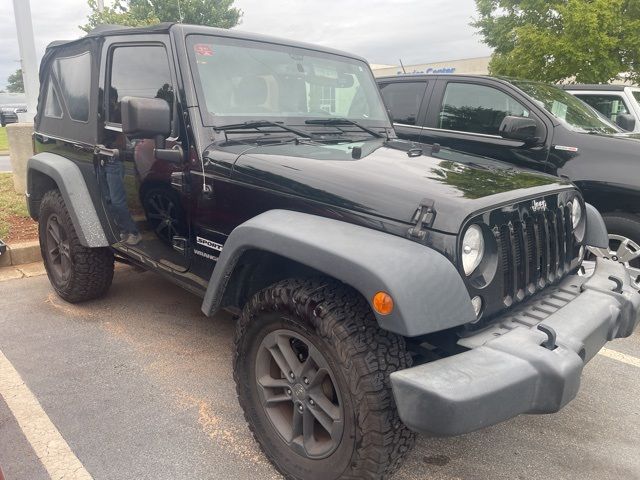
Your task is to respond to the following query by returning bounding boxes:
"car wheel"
[39,190,114,303]
[234,278,415,480]
[142,187,185,245]
[581,213,640,289]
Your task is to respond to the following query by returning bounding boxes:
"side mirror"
[121,96,171,139]
[615,113,636,131]
[499,115,540,144]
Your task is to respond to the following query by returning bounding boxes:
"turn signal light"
[372,291,394,315]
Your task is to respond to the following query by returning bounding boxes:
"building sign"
[396,66,456,75]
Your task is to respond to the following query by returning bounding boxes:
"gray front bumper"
[391,258,640,436]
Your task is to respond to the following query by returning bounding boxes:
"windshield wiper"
[305,118,385,138]
[214,120,313,138]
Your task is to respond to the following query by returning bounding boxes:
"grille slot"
[494,201,576,307]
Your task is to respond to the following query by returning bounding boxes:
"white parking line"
[599,347,640,368]
[0,349,93,479]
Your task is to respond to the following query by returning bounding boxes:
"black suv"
[377,74,640,289]
[27,24,639,479]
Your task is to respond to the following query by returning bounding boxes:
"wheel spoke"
[308,394,340,437]
[302,407,315,449]
[263,393,291,406]
[276,335,303,377]
[257,375,290,389]
[268,344,296,380]
[48,222,61,244]
[587,246,609,258]
[616,238,640,263]
[147,212,164,220]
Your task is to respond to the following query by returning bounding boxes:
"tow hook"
[608,275,623,294]
[537,324,557,350]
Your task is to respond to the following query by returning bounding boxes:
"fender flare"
[201,210,476,337]
[584,203,609,249]
[27,152,109,248]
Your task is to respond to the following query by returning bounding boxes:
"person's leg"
[104,160,139,237]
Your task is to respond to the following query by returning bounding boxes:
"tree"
[473,0,640,84]
[6,69,24,93]
[81,0,242,32]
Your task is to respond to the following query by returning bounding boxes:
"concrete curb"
[0,240,41,267]
[0,150,9,156]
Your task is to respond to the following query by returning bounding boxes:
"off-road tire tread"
[39,189,114,303]
[233,278,415,480]
[602,212,640,236]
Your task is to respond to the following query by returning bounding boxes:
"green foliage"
[0,127,8,151]
[81,0,242,32]
[6,69,24,93]
[473,0,640,84]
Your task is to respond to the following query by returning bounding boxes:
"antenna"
[399,58,407,74]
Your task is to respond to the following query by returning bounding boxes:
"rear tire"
[39,189,114,303]
[234,278,415,480]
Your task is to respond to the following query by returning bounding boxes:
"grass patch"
[0,127,8,151]
[0,172,31,239]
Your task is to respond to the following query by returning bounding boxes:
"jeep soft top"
[27,23,639,479]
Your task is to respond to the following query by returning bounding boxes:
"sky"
[0,0,491,90]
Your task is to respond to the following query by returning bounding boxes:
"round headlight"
[462,225,485,276]
[571,200,583,229]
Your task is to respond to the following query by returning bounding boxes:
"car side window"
[574,94,630,124]
[379,82,427,125]
[54,52,91,122]
[108,45,173,124]
[438,82,529,136]
[44,76,63,119]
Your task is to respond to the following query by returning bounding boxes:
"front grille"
[493,201,576,308]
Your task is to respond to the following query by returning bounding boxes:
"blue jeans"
[104,159,139,235]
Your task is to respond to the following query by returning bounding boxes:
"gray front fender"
[27,153,109,247]
[202,210,476,337]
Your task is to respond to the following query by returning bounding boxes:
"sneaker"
[124,233,142,246]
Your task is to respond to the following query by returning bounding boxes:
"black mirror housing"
[121,96,171,138]
[499,115,540,144]
[616,113,636,132]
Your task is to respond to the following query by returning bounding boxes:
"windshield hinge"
[407,199,436,240]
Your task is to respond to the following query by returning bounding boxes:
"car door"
[97,36,191,272]
[378,80,430,143]
[420,78,551,172]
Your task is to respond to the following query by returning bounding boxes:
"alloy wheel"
[45,214,72,285]
[580,234,640,289]
[255,328,344,459]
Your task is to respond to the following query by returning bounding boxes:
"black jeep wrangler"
[28,23,639,480]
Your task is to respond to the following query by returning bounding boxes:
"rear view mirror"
[499,115,539,144]
[615,113,636,131]
[121,96,171,139]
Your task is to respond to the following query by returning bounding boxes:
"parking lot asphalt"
[0,267,639,480]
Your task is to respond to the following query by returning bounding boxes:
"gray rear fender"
[27,152,109,247]
[201,210,476,337]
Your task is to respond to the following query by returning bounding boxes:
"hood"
[227,140,571,233]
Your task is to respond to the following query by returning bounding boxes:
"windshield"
[187,35,389,128]
[511,80,621,134]
[633,90,640,107]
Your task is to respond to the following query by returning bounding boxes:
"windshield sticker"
[554,145,579,152]
[551,100,568,120]
[194,44,214,56]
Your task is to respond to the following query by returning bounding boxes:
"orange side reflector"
[372,291,394,315]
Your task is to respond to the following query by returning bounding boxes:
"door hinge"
[407,199,436,240]
[170,171,189,193]
[172,236,189,255]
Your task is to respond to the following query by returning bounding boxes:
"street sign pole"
[12,0,39,117]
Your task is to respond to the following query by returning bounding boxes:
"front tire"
[39,190,114,303]
[234,278,415,480]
